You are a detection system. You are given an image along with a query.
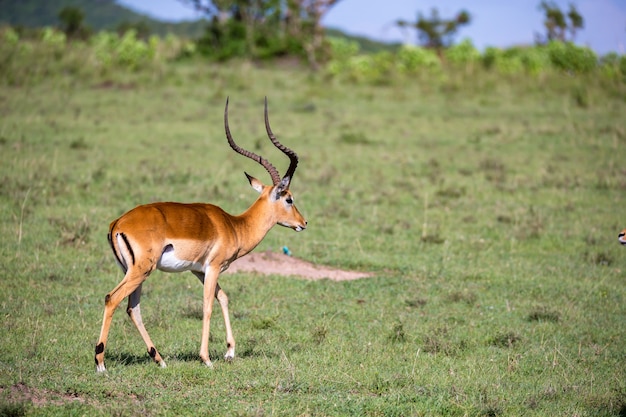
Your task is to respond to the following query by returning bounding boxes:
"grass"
[0,60,625,416]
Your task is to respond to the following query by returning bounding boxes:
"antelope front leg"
[193,273,236,362]
[200,267,220,368]
[215,283,235,361]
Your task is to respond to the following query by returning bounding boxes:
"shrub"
[2,27,20,46]
[482,46,501,70]
[41,27,67,47]
[519,46,551,75]
[91,30,157,71]
[41,27,67,60]
[444,38,480,67]
[91,31,118,69]
[330,51,398,85]
[327,36,359,64]
[116,30,156,70]
[396,44,441,73]
[482,47,521,74]
[598,52,623,80]
[484,46,551,75]
[326,36,360,77]
[546,41,597,73]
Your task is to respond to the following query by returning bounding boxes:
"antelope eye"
[286,197,293,205]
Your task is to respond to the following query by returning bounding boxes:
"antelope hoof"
[203,359,214,369]
[95,364,107,373]
[224,347,235,361]
[159,360,167,368]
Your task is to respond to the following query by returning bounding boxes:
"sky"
[117,0,626,55]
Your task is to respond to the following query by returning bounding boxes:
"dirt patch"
[1,383,144,409]
[0,383,85,407]
[225,250,372,281]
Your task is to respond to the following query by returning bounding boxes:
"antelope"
[619,229,626,245]
[94,98,307,372]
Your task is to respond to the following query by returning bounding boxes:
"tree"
[58,6,90,39]
[286,0,341,70]
[189,0,286,61]
[396,8,471,51]
[179,0,340,68]
[537,1,584,43]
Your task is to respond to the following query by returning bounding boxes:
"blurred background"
[113,0,625,55]
[1,0,624,75]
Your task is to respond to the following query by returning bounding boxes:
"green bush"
[483,46,551,75]
[328,50,398,85]
[329,39,443,83]
[444,38,480,67]
[91,30,157,71]
[91,31,118,69]
[0,27,182,85]
[396,44,441,73]
[519,46,551,75]
[546,41,597,73]
[328,36,360,60]
[600,53,626,80]
[116,30,157,70]
[597,52,622,80]
[2,27,20,46]
[196,19,247,61]
[482,47,523,74]
[41,27,67,47]
[195,18,303,61]
[326,37,360,78]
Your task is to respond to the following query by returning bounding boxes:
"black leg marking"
[148,347,157,358]
[104,294,111,304]
[95,342,104,355]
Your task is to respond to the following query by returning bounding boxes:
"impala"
[619,229,626,245]
[95,98,307,372]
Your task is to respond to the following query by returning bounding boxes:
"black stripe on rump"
[108,232,127,272]
[119,232,136,266]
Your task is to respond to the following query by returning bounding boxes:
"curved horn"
[264,97,299,182]
[224,97,281,186]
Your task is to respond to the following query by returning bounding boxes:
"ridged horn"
[264,97,299,183]
[224,97,282,186]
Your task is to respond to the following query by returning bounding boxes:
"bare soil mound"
[225,250,372,281]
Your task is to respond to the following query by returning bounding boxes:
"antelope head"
[224,97,307,232]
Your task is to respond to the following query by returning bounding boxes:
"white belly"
[157,249,203,273]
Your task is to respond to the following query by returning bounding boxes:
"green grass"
[0,61,625,416]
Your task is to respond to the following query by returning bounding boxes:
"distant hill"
[326,28,401,54]
[0,0,208,38]
[0,0,397,52]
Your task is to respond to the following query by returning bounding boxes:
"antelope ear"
[245,172,264,194]
[277,176,291,193]
[271,176,291,201]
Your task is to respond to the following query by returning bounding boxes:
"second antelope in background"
[94,98,307,372]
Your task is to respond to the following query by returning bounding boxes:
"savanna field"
[1,33,626,416]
